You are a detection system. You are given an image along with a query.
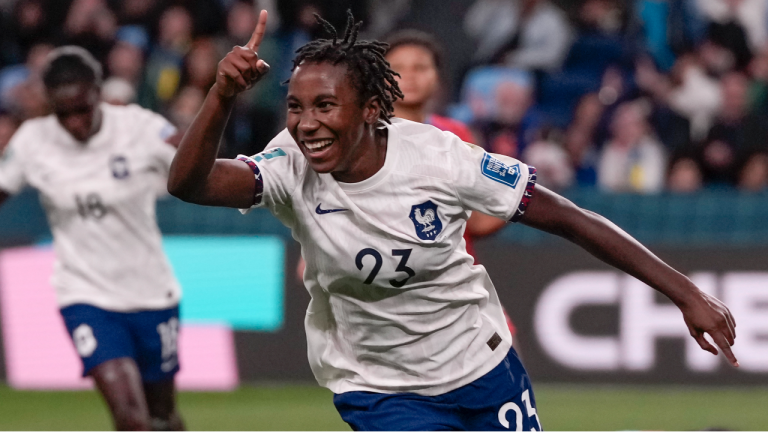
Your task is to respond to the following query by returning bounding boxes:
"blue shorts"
[60,304,180,382]
[334,347,541,431]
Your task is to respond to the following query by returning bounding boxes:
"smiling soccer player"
[168,11,738,431]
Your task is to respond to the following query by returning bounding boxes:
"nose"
[298,109,320,135]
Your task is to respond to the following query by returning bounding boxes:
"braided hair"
[290,11,403,123]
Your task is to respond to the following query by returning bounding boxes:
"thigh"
[60,304,136,376]
[459,348,542,431]
[333,391,462,431]
[126,306,180,382]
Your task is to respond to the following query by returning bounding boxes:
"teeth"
[304,139,333,151]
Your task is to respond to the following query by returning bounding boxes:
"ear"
[362,96,382,125]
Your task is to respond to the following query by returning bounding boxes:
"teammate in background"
[385,29,519,338]
[0,47,185,431]
[169,11,738,431]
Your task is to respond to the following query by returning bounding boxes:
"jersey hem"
[326,341,511,397]
[56,296,181,313]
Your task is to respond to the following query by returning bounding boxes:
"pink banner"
[0,246,239,391]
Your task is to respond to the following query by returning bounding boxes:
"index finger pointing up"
[246,10,268,51]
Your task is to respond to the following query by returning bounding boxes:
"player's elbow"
[167,175,197,203]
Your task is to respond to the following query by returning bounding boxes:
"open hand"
[681,290,738,367]
[215,10,271,98]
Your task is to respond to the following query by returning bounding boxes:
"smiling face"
[48,82,102,142]
[286,61,383,181]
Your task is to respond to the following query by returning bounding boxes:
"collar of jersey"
[335,120,399,193]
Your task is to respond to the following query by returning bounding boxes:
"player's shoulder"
[248,128,307,171]
[103,102,165,123]
[263,128,300,152]
[428,114,475,144]
[9,114,60,153]
[390,117,478,161]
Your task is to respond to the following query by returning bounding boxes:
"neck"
[394,103,428,123]
[85,107,104,143]
[332,128,388,183]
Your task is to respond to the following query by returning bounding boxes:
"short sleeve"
[235,129,306,214]
[137,107,177,173]
[0,127,29,195]
[452,138,537,222]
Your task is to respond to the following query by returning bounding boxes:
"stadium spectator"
[1,0,53,66]
[631,0,705,71]
[106,25,149,89]
[62,0,118,63]
[464,0,573,72]
[699,71,768,187]
[139,5,194,111]
[180,37,219,93]
[696,0,768,53]
[113,0,163,28]
[451,67,543,158]
[636,54,721,143]
[0,46,185,431]
[521,128,575,190]
[564,93,603,186]
[169,11,739,430]
[747,45,768,117]
[668,154,705,193]
[0,42,52,118]
[598,100,667,193]
[168,86,206,136]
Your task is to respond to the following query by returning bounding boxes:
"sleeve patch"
[510,167,537,223]
[481,153,521,188]
[252,148,287,162]
[236,155,264,206]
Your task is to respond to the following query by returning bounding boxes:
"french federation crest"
[110,155,130,179]
[410,200,442,241]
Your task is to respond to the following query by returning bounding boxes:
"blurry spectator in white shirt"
[464,0,572,72]
[599,100,667,193]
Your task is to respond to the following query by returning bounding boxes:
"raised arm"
[521,186,739,367]
[167,10,271,208]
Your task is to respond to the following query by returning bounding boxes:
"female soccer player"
[169,11,738,431]
[0,47,185,431]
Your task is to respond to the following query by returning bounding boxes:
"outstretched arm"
[167,10,271,208]
[521,186,739,367]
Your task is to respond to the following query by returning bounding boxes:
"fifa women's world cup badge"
[410,200,443,241]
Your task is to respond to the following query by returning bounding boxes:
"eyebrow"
[286,93,339,103]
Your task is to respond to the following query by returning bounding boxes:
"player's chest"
[29,145,158,214]
[293,177,466,288]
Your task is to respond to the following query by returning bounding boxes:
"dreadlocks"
[291,11,404,123]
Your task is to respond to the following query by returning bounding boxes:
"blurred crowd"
[1,0,768,194]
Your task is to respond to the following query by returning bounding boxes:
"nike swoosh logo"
[316,204,349,214]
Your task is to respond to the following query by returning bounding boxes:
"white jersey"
[0,103,181,312]
[239,119,536,396]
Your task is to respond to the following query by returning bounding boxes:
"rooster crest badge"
[410,200,443,241]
